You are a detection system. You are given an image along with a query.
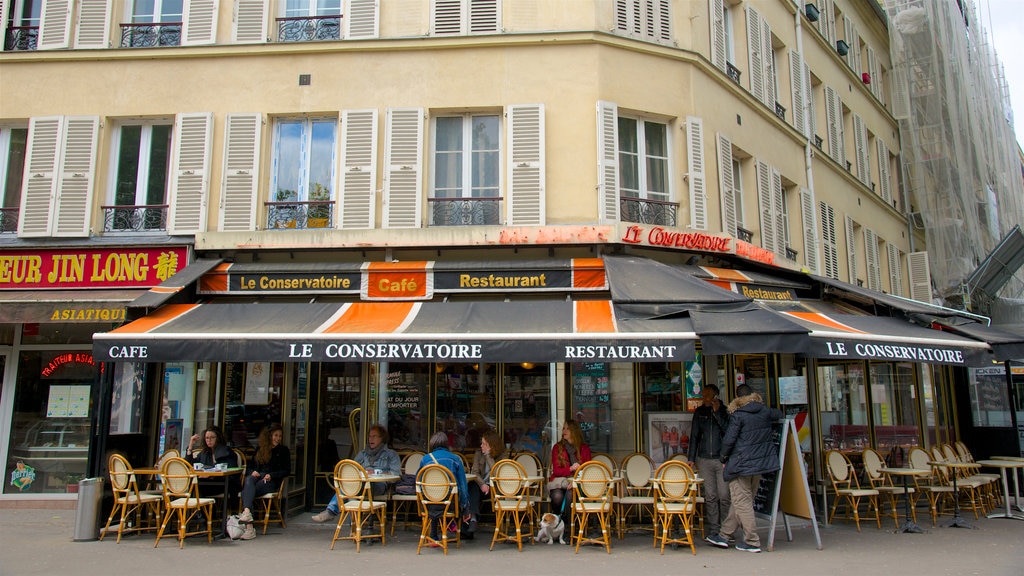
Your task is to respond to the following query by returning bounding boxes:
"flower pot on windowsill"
[66,483,80,494]
[836,40,849,57]
[805,3,820,22]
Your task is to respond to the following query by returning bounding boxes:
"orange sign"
[362,262,431,300]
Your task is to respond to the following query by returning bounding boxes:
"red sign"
[0,247,189,290]
[362,262,431,300]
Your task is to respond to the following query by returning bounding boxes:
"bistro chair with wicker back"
[415,463,461,554]
[570,460,615,553]
[390,451,424,535]
[256,477,288,534]
[489,458,533,551]
[590,452,616,474]
[514,451,546,515]
[927,446,986,519]
[142,449,181,496]
[651,459,697,555]
[943,443,998,510]
[862,447,913,528]
[101,453,163,542]
[825,449,881,531]
[614,452,656,539]
[907,446,954,525]
[154,457,215,548]
[330,459,386,552]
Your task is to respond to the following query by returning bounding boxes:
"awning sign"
[0,247,188,290]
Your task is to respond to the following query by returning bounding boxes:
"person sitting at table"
[239,424,291,524]
[311,424,401,523]
[185,426,237,500]
[548,419,591,533]
[464,430,505,538]
[419,431,470,543]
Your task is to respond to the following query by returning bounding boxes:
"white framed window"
[731,157,745,229]
[107,121,172,230]
[618,117,669,202]
[3,0,41,50]
[269,117,337,229]
[277,0,343,41]
[723,2,735,63]
[129,0,183,23]
[430,113,500,225]
[432,0,500,36]
[0,126,28,232]
[284,0,343,17]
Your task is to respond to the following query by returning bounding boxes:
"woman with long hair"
[465,430,505,537]
[239,424,291,523]
[547,419,591,529]
[185,426,236,499]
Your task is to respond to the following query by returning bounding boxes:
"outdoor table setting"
[134,464,244,538]
[991,456,1024,512]
[975,458,1024,520]
[926,460,978,528]
[878,466,931,533]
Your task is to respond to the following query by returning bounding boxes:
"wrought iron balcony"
[814,135,823,150]
[736,226,754,243]
[774,102,786,121]
[4,26,39,51]
[102,205,168,232]
[120,22,182,47]
[428,197,502,226]
[0,207,19,233]
[785,246,798,261]
[620,197,678,227]
[265,200,334,229]
[726,62,742,85]
[276,15,342,42]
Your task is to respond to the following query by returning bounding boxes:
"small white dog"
[534,512,566,545]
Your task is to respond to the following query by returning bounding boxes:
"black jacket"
[247,444,291,484]
[720,395,783,481]
[687,403,729,461]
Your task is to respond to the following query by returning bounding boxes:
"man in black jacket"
[705,384,783,553]
[687,384,730,540]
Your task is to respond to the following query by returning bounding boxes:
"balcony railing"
[620,197,678,227]
[726,62,742,85]
[736,226,754,243]
[428,197,502,226]
[4,25,39,51]
[276,15,342,42]
[814,135,824,150]
[785,246,799,261]
[265,200,334,229]
[120,22,182,48]
[102,205,168,232]
[774,102,786,121]
[0,207,19,233]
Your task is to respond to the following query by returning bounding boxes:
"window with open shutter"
[75,0,112,48]
[507,104,545,226]
[801,188,818,273]
[38,0,72,50]
[825,86,845,165]
[770,167,785,254]
[843,15,855,70]
[182,0,218,45]
[168,112,213,235]
[887,243,903,297]
[717,133,736,237]
[864,228,881,291]
[746,6,764,106]
[789,50,807,137]
[383,108,423,228]
[866,46,879,100]
[432,0,498,35]
[816,0,834,44]
[686,117,706,230]
[756,159,773,250]
[18,117,64,237]
[908,251,932,302]
[761,19,775,109]
[219,113,262,232]
[615,0,671,44]
[233,0,269,43]
[853,114,869,185]
[597,101,620,223]
[345,0,379,39]
[709,0,726,72]
[845,215,858,284]
[820,201,839,279]
[876,138,892,205]
[339,109,378,229]
[53,117,99,237]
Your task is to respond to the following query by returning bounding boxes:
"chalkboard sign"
[571,363,612,452]
[755,418,822,551]
[753,420,785,516]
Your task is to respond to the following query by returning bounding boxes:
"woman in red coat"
[547,419,591,528]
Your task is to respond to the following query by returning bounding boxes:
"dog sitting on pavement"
[534,512,566,545]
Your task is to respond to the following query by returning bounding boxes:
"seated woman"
[547,419,591,533]
[465,430,505,538]
[311,424,401,523]
[239,424,291,523]
[419,431,470,542]
[185,426,237,499]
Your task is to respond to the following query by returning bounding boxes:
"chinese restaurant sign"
[0,247,188,289]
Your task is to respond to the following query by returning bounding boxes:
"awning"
[690,303,811,355]
[128,258,223,312]
[93,300,697,363]
[920,316,1024,361]
[0,289,147,323]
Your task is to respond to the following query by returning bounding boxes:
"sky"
[977,0,1024,148]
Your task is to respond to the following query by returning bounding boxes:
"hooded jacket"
[720,393,783,481]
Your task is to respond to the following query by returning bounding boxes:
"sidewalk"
[1,507,1019,576]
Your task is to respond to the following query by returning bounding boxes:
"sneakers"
[735,542,761,553]
[467,518,478,534]
[311,510,336,523]
[238,509,253,523]
[705,533,729,548]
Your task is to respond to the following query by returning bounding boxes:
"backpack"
[226,515,257,541]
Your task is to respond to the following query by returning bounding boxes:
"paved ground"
[1,505,1020,576]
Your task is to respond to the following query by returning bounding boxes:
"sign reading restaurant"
[0,247,188,290]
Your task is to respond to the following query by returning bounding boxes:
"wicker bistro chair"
[331,459,386,552]
[614,452,656,539]
[515,451,546,515]
[154,457,216,548]
[390,451,424,535]
[101,454,163,542]
[907,447,956,526]
[862,447,915,527]
[825,450,881,531]
[942,444,999,510]
[570,460,615,554]
[142,449,181,496]
[489,459,534,551]
[652,460,697,555]
[591,453,616,474]
[256,477,288,534]
[416,463,462,555]
[927,450,987,520]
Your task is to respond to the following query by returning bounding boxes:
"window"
[614,0,672,44]
[0,127,28,233]
[278,0,342,41]
[123,0,184,47]
[108,122,172,231]
[430,114,500,225]
[432,0,500,36]
[270,117,337,229]
[3,0,41,50]
[732,157,745,229]
[723,3,735,63]
[619,117,671,225]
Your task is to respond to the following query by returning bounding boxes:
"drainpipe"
[795,6,818,272]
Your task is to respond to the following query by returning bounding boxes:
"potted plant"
[62,472,85,493]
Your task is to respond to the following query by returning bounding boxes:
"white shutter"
[648,0,672,43]
[74,0,112,49]
[820,201,839,279]
[168,112,214,235]
[183,0,218,45]
[825,86,845,165]
[746,6,764,105]
[851,25,862,76]
[38,0,72,50]
[468,0,500,34]
[687,117,706,230]
[866,46,879,99]
[717,133,736,237]
[756,160,773,250]
[789,50,808,137]
[53,117,99,237]
[709,0,726,72]
[908,251,933,303]
[762,18,776,108]
[853,114,869,185]
[771,167,784,253]
[339,109,378,229]
[876,138,892,205]
[507,103,545,226]
[18,117,63,237]
[816,0,834,44]
[845,215,858,284]
[233,0,268,43]
[887,243,903,297]
[615,0,637,36]
[383,108,423,228]
[864,228,881,291]
[0,3,8,50]
[432,0,463,35]
[843,15,855,70]
[800,188,818,273]
[345,0,379,39]
[219,113,262,232]
[597,100,620,223]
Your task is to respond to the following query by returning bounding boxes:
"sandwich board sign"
[753,418,822,551]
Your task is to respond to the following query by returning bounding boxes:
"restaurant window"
[269,117,337,229]
[618,117,669,203]
[868,362,919,464]
[503,363,551,462]
[314,362,362,505]
[430,114,501,226]
[735,354,771,403]
[967,366,1012,427]
[436,363,496,453]
[571,362,639,458]
[223,362,284,454]
[155,363,201,455]
[380,363,431,451]
[1,126,28,232]
[921,363,955,447]
[818,362,868,451]
[109,122,172,231]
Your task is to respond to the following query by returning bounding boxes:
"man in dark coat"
[705,384,783,553]
[687,383,730,539]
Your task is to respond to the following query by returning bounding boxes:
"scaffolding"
[884,0,1024,313]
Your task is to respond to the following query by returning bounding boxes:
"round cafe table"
[879,467,930,533]
[991,456,1024,512]
[975,460,1024,521]
[927,461,978,528]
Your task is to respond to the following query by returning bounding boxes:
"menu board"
[47,385,91,418]
[571,362,611,452]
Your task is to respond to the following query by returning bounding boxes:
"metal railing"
[276,15,342,42]
[4,26,38,51]
[428,197,502,226]
[736,226,754,243]
[620,197,678,227]
[774,102,786,121]
[726,62,742,85]
[0,207,19,233]
[785,246,798,261]
[265,200,334,229]
[120,22,182,47]
[101,205,168,232]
